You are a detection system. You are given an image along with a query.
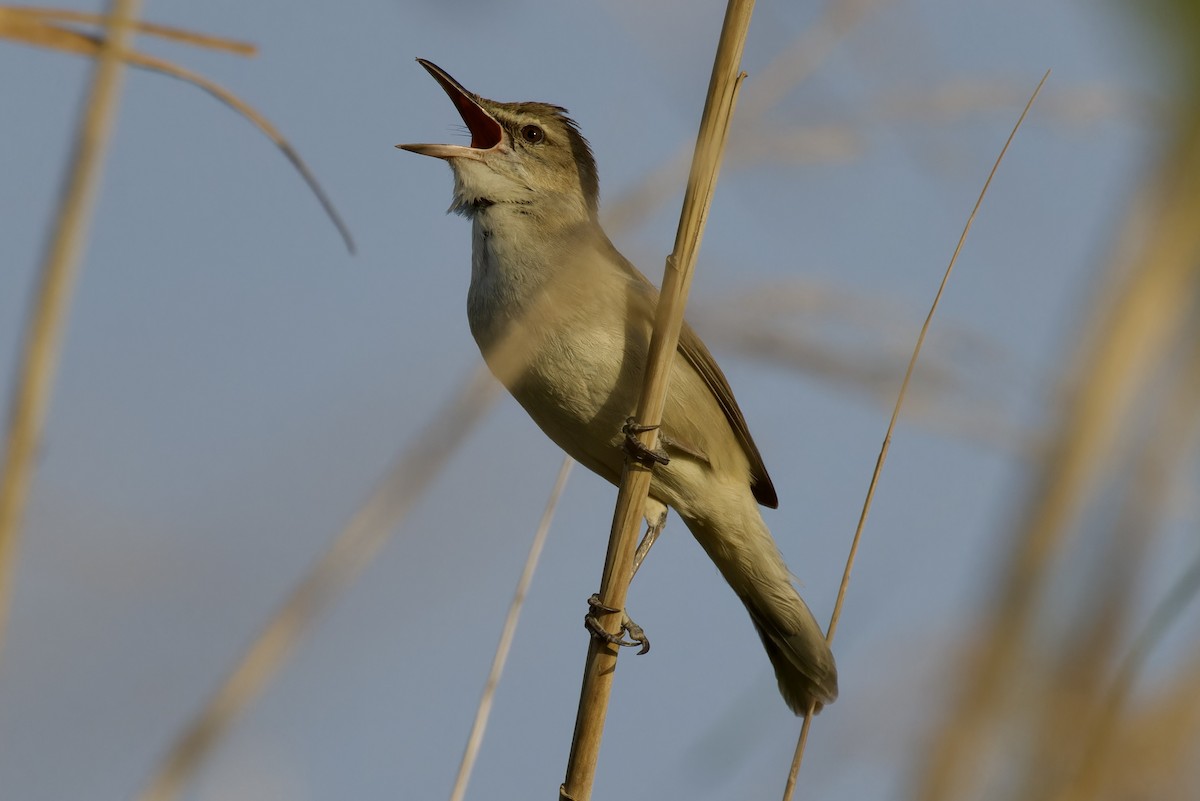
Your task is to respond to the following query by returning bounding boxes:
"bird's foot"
[622,417,670,467]
[632,507,668,578]
[585,593,650,654]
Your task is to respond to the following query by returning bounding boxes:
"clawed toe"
[584,594,651,654]
[622,417,669,467]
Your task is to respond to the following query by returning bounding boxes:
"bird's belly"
[511,327,640,480]
[466,233,656,486]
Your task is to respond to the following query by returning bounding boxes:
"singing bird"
[399,59,837,714]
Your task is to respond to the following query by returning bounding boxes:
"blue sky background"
[0,1,1183,799]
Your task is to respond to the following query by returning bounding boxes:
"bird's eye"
[520,124,545,144]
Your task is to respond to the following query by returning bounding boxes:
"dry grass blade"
[0,11,354,253]
[1025,304,1200,801]
[1116,645,1200,800]
[559,2,755,799]
[780,70,1050,800]
[1009,301,1200,801]
[0,0,143,664]
[449,456,574,801]
[0,5,256,54]
[135,269,586,800]
[1058,545,1200,801]
[136,367,500,801]
[119,48,356,254]
[918,50,1200,798]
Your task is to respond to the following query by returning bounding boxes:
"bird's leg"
[632,507,668,578]
[622,417,670,467]
[584,594,650,655]
[584,432,670,655]
[582,509,665,654]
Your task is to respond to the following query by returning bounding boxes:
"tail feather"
[744,592,838,715]
[683,506,838,716]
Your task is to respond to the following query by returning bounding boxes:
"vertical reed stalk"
[449,457,574,801]
[783,70,1049,801]
[559,2,755,799]
[0,0,144,662]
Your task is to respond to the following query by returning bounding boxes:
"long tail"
[684,508,838,715]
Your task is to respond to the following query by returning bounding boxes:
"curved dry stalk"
[449,456,574,801]
[135,262,587,800]
[917,75,1200,801]
[121,47,356,254]
[0,0,142,665]
[136,368,500,801]
[1,13,354,253]
[559,3,754,800]
[781,70,1049,801]
[0,5,256,54]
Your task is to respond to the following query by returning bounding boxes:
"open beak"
[397,59,504,161]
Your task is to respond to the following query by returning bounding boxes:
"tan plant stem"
[0,6,256,54]
[781,70,1050,801]
[919,79,1200,801]
[558,2,755,799]
[136,367,500,801]
[0,0,143,665]
[1,13,353,252]
[449,456,574,801]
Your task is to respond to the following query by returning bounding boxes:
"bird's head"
[398,59,599,223]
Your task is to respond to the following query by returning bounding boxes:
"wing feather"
[597,232,779,509]
[677,323,779,508]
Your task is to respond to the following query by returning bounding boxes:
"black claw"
[622,417,670,467]
[624,619,651,655]
[584,593,651,654]
[584,614,639,648]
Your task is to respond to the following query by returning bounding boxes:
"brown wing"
[677,322,779,508]
[598,230,779,508]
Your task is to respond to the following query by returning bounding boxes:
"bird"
[398,58,837,715]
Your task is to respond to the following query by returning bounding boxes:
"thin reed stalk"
[136,367,500,801]
[448,457,574,801]
[603,0,884,237]
[0,0,143,664]
[918,69,1200,801]
[781,70,1049,800]
[0,6,255,53]
[0,7,354,251]
[559,2,755,799]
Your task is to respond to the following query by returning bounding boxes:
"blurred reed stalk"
[134,4,890,794]
[1,5,354,662]
[559,2,753,799]
[85,3,1175,799]
[781,70,1049,801]
[138,220,661,799]
[0,6,354,251]
[136,366,500,801]
[448,456,574,801]
[916,4,1200,799]
[0,0,143,663]
[602,0,884,238]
